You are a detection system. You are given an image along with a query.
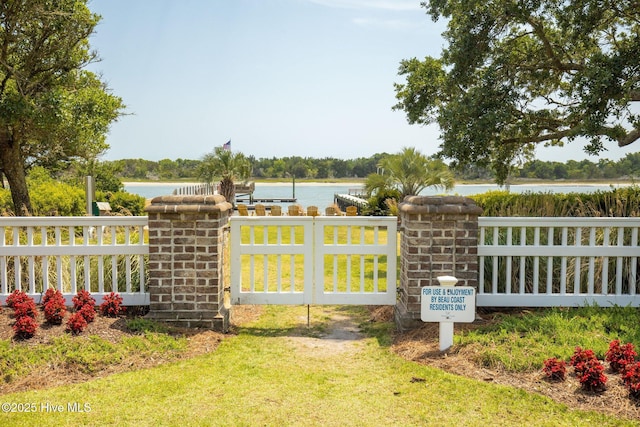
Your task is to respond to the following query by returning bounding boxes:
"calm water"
[124,182,632,210]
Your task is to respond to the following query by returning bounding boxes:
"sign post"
[421,276,476,351]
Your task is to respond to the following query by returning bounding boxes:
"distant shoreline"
[123,181,364,187]
[123,180,636,188]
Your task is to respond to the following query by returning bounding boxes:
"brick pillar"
[144,194,232,331]
[395,196,483,330]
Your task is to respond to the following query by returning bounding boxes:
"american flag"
[222,140,231,150]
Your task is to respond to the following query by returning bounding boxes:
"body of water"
[124,182,632,210]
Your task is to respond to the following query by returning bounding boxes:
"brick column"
[395,196,483,330]
[144,194,232,331]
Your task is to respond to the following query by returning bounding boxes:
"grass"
[0,305,638,426]
[0,319,186,383]
[459,305,640,372]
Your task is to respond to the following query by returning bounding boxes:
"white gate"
[230,216,397,305]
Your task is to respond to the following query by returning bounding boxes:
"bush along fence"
[1,194,640,333]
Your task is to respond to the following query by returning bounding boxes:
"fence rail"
[0,216,149,306]
[2,215,640,310]
[478,217,640,307]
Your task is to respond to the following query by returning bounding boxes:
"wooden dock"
[235,197,297,204]
[333,193,367,213]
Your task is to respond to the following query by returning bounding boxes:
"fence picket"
[479,217,640,307]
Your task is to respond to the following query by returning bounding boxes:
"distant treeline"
[107,152,640,181]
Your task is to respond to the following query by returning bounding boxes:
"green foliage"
[62,159,125,193]
[470,185,640,217]
[0,166,145,216]
[363,188,401,216]
[0,0,125,214]
[373,147,455,199]
[24,167,85,216]
[113,151,640,183]
[199,147,251,205]
[394,1,640,183]
[458,306,640,372]
[99,190,146,216]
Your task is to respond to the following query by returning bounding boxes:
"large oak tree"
[394,0,640,183]
[0,0,124,215]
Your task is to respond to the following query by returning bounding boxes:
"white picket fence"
[229,216,397,305]
[2,215,640,309]
[478,217,640,307]
[0,216,149,306]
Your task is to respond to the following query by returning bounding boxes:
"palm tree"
[198,147,251,206]
[365,147,454,200]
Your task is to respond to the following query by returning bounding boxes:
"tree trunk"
[0,131,32,215]
[219,178,235,207]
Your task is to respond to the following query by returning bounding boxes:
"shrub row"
[4,289,125,339]
[0,167,146,216]
[470,185,640,217]
[543,340,640,399]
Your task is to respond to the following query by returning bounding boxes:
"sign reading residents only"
[421,286,476,323]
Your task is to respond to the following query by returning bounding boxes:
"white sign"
[421,286,476,323]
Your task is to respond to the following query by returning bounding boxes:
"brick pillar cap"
[145,194,232,214]
[399,195,483,215]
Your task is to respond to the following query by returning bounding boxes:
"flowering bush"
[41,288,60,307]
[65,312,88,335]
[622,362,640,399]
[605,340,637,373]
[13,298,37,319]
[13,315,38,339]
[100,292,124,317]
[570,346,598,377]
[542,357,567,381]
[6,290,29,309]
[43,298,67,325]
[579,358,607,392]
[72,289,95,312]
[79,304,95,323]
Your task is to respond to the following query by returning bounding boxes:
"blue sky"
[88,0,638,163]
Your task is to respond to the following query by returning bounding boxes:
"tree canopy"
[0,0,124,214]
[394,0,640,183]
[198,147,251,205]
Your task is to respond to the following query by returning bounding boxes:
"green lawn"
[0,305,635,427]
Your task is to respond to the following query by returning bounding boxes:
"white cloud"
[306,0,421,11]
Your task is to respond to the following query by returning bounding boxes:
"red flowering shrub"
[13,298,37,319]
[6,290,29,308]
[43,298,67,325]
[41,288,60,307]
[12,315,38,339]
[66,312,88,334]
[100,292,124,317]
[79,304,95,323]
[605,340,637,373]
[570,346,598,377]
[542,357,567,381]
[622,362,640,399]
[72,289,95,312]
[579,358,608,392]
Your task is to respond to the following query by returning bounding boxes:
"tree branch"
[502,128,576,145]
[526,16,566,71]
[618,128,640,147]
